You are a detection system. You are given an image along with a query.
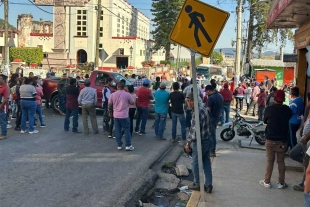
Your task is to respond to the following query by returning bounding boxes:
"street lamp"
[149,48,153,61]
[129,46,133,66]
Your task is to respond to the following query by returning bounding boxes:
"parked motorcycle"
[220,109,266,145]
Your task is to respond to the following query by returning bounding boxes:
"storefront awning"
[267,0,310,29]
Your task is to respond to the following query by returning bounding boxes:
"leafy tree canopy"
[0,19,16,30]
[211,51,223,65]
[151,0,184,60]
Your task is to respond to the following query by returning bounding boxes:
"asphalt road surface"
[0,109,175,207]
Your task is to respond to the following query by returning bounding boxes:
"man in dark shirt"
[170,82,186,143]
[64,78,81,133]
[57,73,69,115]
[219,82,233,125]
[181,78,190,92]
[259,90,292,189]
[206,85,223,157]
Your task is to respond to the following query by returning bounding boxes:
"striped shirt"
[188,106,210,141]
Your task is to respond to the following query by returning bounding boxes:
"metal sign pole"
[190,49,206,201]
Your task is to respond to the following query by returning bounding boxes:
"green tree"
[250,0,293,57]
[195,57,202,65]
[10,47,43,64]
[151,0,184,60]
[211,51,223,65]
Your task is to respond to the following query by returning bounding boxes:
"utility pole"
[3,0,9,64]
[246,5,254,76]
[95,0,102,68]
[235,0,243,77]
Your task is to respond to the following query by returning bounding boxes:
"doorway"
[116,57,128,69]
[77,49,87,65]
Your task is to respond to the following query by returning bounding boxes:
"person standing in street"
[170,82,186,143]
[128,85,137,137]
[245,81,260,116]
[109,81,135,151]
[233,83,245,111]
[245,83,253,112]
[257,86,267,122]
[219,82,233,126]
[259,90,292,189]
[32,81,46,127]
[78,79,98,135]
[57,73,69,115]
[102,78,112,134]
[161,73,167,81]
[64,78,81,133]
[135,79,153,136]
[154,82,170,140]
[185,92,213,193]
[205,85,223,157]
[0,75,9,140]
[289,87,304,149]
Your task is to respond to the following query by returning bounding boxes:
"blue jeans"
[114,117,131,147]
[64,108,79,132]
[186,109,192,129]
[155,113,167,138]
[221,103,230,124]
[304,193,310,207]
[192,139,212,186]
[135,107,149,133]
[21,100,36,132]
[59,94,66,113]
[0,110,7,136]
[36,104,44,125]
[171,112,186,140]
[210,118,218,154]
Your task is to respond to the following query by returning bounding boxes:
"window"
[100,11,103,20]
[95,73,110,86]
[117,24,120,28]
[77,10,87,36]
[99,44,103,49]
[118,19,120,23]
[100,27,103,37]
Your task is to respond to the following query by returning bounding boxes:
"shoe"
[188,183,200,191]
[259,180,271,188]
[278,183,288,189]
[108,135,113,138]
[125,145,135,151]
[139,132,147,136]
[218,123,223,126]
[15,127,21,131]
[40,124,47,128]
[113,136,116,139]
[0,136,6,140]
[170,138,176,143]
[134,131,139,134]
[210,153,216,157]
[205,185,213,194]
[157,137,166,140]
[6,125,12,129]
[20,130,26,134]
[117,146,122,150]
[29,130,39,134]
[293,184,304,191]
[73,131,82,133]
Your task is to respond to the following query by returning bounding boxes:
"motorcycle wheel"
[255,131,266,145]
[220,128,235,141]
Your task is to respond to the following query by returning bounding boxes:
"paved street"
[0,109,175,207]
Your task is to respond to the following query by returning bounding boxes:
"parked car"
[42,71,149,113]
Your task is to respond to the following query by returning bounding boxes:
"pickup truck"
[42,71,142,113]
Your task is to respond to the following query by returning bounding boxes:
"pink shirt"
[109,90,134,118]
[35,87,43,105]
[129,93,137,109]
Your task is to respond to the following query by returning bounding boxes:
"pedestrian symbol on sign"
[185,5,212,47]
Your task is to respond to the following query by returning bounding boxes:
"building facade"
[65,0,165,69]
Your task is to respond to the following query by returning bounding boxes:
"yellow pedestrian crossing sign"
[170,0,230,57]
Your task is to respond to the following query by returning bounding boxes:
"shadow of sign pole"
[190,49,206,201]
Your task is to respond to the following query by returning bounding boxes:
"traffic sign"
[169,0,230,57]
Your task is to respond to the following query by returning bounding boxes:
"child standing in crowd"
[33,81,46,127]
[245,83,252,112]
[257,86,267,122]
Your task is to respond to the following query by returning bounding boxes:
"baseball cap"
[254,81,259,85]
[159,82,166,89]
[205,85,214,91]
[46,72,51,76]
[186,92,194,99]
[274,90,285,103]
[143,79,150,85]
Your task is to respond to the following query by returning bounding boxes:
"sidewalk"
[187,149,304,207]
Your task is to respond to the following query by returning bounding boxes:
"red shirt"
[257,92,267,106]
[230,82,234,92]
[137,87,152,108]
[220,88,233,102]
[0,84,9,113]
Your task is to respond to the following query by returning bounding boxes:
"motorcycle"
[220,109,266,145]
